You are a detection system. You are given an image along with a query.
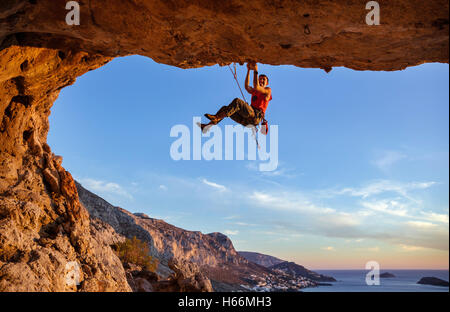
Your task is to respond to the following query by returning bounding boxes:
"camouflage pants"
[218,98,263,126]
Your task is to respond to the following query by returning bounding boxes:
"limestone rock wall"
[0,46,129,291]
[76,181,247,272]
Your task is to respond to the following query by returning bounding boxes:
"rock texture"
[0,140,130,291]
[1,0,448,70]
[0,45,118,291]
[76,181,245,271]
[154,258,213,292]
[0,0,448,291]
[123,259,214,292]
[124,262,159,292]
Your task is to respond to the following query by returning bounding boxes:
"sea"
[302,270,449,292]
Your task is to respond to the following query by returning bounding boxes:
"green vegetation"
[114,236,158,272]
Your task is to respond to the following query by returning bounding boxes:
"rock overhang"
[1,0,448,71]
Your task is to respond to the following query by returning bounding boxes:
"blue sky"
[48,56,449,269]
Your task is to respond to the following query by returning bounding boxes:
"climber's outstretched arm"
[244,67,254,94]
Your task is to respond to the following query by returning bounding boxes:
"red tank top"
[251,90,272,114]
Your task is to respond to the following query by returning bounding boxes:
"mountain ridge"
[238,251,285,267]
[269,261,336,282]
[76,181,268,290]
[76,180,335,290]
[239,251,336,282]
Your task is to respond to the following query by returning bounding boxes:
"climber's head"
[259,74,269,87]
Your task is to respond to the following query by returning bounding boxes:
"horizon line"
[307,268,449,271]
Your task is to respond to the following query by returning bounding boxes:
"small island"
[316,283,333,286]
[417,277,449,287]
[380,272,396,278]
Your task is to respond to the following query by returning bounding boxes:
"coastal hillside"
[76,181,272,290]
[269,262,336,282]
[239,251,336,282]
[76,181,335,291]
[238,251,285,268]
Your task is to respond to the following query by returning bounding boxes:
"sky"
[48,55,449,270]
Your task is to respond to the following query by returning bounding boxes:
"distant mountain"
[239,251,336,282]
[238,251,285,267]
[76,181,272,290]
[269,261,336,282]
[76,180,336,291]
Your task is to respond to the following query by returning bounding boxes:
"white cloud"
[419,211,449,224]
[249,191,335,215]
[202,179,227,191]
[333,180,436,199]
[261,167,297,178]
[359,200,449,228]
[346,238,365,243]
[372,150,407,171]
[247,183,448,251]
[136,173,445,252]
[322,246,335,251]
[159,184,168,191]
[248,191,364,240]
[406,221,438,229]
[246,161,298,178]
[361,200,408,217]
[388,222,449,251]
[357,246,380,252]
[257,230,303,239]
[224,215,240,220]
[77,178,132,199]
[320,212,361,227]
[224,230,239,235]
[399,244,425,252]
[245,162,258,171]
[234,222,257,226]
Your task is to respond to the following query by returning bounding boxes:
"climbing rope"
[251,125,261,150]
[227,63,247,103]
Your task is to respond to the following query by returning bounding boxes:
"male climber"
[198,62,272,133]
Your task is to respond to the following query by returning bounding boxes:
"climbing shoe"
[196,122,212,134]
